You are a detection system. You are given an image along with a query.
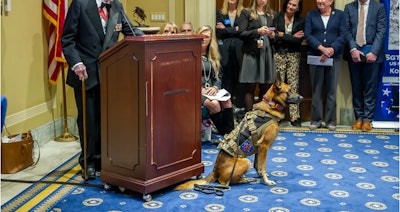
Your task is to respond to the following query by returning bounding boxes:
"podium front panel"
[100,35,204,195]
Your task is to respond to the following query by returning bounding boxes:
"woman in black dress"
[237,0,276,112]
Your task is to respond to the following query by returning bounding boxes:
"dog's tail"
[174,171,217,190]
[175,151,223,190]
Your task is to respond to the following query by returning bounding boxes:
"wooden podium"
[99,35,204,200]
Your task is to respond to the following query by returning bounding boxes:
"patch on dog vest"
[218,110,277,157]
[239,140,254,154]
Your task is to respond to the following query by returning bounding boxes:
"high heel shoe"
[290,119,301,127]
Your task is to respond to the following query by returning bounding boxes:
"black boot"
[210,112,223,135]
[222,108,234,135]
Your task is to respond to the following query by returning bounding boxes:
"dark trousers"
[74,85,101,170]
[309,58,341,126]
[348,61,381,122]
[222,46,245,108]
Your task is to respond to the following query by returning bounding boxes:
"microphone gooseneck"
[120,10,136,36]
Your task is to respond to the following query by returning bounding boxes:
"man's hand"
[73,64,88,80]
[293,30,304,38]
[351,49,363,63]
[216,22,225,29]
[365,52,377,63]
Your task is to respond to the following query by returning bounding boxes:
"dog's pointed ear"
[274,71,282,90]
[275,71,282,83]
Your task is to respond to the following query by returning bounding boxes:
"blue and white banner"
[374,0,399,122]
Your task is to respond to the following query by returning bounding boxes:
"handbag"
[201,119,212,142]
[1,131,39,174]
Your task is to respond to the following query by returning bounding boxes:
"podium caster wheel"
[103,183,111,190]
[119,186,126,193]
[143,194,152,202]
[196,175,203,179]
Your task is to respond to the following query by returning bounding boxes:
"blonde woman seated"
[160,22,178,34]
[197,25,234,136]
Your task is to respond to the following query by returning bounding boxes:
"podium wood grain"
[99,35,205,195]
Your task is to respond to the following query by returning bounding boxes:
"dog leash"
[194,145,239,196]
[225,145,240,186]
[194,184,230,196]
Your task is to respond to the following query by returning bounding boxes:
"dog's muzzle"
[286,91,303,104]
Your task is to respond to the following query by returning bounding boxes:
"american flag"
[43,0,68,85]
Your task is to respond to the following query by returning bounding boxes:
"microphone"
[119,10,136,37]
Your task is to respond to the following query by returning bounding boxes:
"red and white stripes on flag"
[43,0,68,85]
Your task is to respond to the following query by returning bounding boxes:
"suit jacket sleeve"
[237,9,260,40]
[274,12,305,47]
[369,2,386,58]
[304,9,321,52]
[216,10,238,39]
[62,0,85,69]
[329,10,347,55]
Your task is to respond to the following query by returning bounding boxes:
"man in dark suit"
[344,0,386,132]
[61,0,144,180]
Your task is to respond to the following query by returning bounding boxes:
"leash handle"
[194,184,229,196]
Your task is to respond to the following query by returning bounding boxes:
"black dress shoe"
[290,119,302,127]
[81,167,96,180]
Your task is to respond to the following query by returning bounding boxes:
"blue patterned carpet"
[3,130,399,211]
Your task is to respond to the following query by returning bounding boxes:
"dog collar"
[263,98,285,111]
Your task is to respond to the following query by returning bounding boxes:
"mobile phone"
[360,53,366,62]
[268,27,275,31]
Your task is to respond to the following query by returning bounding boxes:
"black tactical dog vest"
[218,110,278,157]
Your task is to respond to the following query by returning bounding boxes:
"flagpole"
[55,63,78,142]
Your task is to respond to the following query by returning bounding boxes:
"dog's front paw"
[264,179,276,186]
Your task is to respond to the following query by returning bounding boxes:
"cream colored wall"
[334,0,354,124]
[185,0,216,31]
[1,1,72,135]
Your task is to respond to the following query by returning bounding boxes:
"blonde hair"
[249,0,274,20]
[160,22,178,34]
[196,25,221,79]
[220,0,245,17]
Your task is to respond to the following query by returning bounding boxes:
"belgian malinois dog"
[176,71,303,190]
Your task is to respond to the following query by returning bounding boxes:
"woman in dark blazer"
[237,0,276,112]
[273,0,305,127]
[304,0,346,131]
[216,0,245,110]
